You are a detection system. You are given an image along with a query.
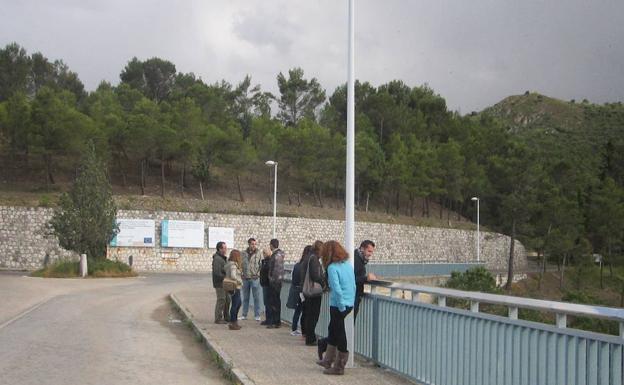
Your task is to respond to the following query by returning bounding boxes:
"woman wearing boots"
[316,240,355,375]
[224,249,244,330]
[301,240,325,345]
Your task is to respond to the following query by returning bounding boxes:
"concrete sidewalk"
[171,289,416,385]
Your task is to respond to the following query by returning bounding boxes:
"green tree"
[355,130,384,211]
[487,140,539,291]
[120,57,177,102]
[50,145,118,259]
[0,43,31,101]
[276,67,325,126]
[30,87,94,190]
[587,177,624,287]
[231,75,273,137]
[0,92,31,159]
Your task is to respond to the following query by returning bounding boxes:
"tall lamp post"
[344,0,356,367]
[471,196,480,263]
[266,160,278,239]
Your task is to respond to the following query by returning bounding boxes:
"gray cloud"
[232,10,299,52]
[0,0,622,112]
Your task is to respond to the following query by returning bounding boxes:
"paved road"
[0,272,228,385]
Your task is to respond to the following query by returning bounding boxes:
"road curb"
[169,293,256,385]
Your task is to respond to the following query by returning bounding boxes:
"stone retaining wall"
[0,206,527,272]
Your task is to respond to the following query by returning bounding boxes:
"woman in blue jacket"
[316,240,355,375]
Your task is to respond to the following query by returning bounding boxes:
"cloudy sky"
[1,0,623,113]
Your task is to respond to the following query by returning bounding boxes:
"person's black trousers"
[303,295,322,344]
[327,306,353,352]
[268,284,282,325]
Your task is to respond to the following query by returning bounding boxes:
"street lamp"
[265,160,278,239]
[471,197,480,263]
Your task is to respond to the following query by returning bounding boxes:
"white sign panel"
[161,220,204,248]
[208,227,235,249]
[110,219,155,247]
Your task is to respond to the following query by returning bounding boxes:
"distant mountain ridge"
[478,91,624,168]
[481,92,590,134]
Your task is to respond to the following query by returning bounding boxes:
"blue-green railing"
[280,278,624,385]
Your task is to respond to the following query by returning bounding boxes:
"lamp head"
[471,197,479,201]
[265,160,276,166]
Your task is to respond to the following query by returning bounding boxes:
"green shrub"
[445,267,500,293]
[87,258,136,277]
[38,194,53,207]
[31,260,79,278]
[562,291,619,335]
[445,267,501,310]
[31,258,136,278]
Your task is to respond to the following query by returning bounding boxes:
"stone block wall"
[0,206,527,272]
[0,206,77,269]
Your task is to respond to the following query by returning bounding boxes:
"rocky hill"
[481,92,586,134]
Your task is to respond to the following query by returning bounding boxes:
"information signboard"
[208,227,235,249]
[161,220,204,248]
[110,219,155,247]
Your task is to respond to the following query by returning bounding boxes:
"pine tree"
[50,144,117,259]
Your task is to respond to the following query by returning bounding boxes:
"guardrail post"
[411,291,419,302]
[508,306,518,320]
[470,301,480,313]
[620,322,624,339]
[556,313,567,329]
[372,297,379,361]
[438,296,446,307]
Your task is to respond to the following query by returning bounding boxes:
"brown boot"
[323,351,348,375]
[228,322,241,330]
[316,344,336,369]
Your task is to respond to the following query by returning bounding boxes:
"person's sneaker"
[214,320,228,325]
[290,330,302,336]
[238,316,247,320]
[254,316,262,321]
[260,320,269,325]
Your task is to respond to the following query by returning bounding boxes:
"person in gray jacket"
[266,238,285,328]
[240,238,263,321]
[212,241,231,324]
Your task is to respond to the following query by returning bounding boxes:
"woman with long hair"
[287,245,311,336]
[301,240,326,346]
[316,240,355,375]
[224,249,244,330]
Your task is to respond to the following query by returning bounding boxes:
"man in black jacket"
[266,238,285,328]
[354,240,376,320]
[212,241,231,324]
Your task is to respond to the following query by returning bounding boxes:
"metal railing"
[280,277,624,385]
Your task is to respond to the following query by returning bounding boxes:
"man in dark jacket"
[212,241,231,324]
[266,238,285,328]
[354,240,376,320]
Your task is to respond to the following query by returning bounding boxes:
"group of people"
[211,237,376,376]
[211,237,284,330]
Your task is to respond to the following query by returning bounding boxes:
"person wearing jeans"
[316,240,355,376]
[224,249,244,330]
[241,238,263,321]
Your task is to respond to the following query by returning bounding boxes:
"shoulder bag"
[302,257,323,298]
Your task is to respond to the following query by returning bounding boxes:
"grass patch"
[31,260,79,278]
[88,258,137,277]
[31,258,137,278]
